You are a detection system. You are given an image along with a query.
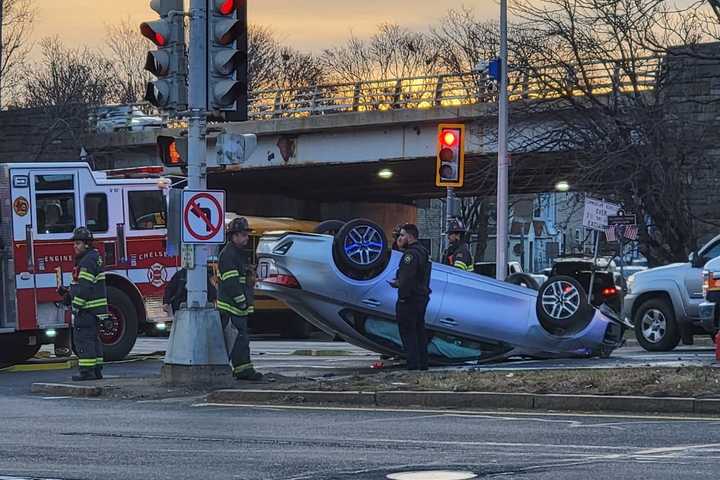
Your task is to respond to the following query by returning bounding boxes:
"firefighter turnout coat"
[217,243,255,317]
[70,249,108,317]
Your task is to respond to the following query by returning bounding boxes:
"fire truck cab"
[0,162,177,365]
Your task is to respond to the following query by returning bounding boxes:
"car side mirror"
[691,254,706,269]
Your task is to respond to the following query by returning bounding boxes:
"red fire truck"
[0,162,177,365]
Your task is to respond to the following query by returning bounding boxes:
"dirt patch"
[274,367,720,398]
[93,366,720,401]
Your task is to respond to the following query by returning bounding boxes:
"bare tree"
[105,18,152,104]
[322,23,439,82]
[507,0,719,266]
[248,24,280,91]
[1,0,35,107]
[22,37,120,109]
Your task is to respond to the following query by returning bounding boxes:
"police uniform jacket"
[396,243,431,302]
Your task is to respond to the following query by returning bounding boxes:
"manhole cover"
[386,471,477,480]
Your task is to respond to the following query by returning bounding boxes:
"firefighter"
[218,217,262,381]
[390,224,432,371]
[58,227,107,381]
[443,218,473,272]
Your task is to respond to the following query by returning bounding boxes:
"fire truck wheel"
[100,287,139,362]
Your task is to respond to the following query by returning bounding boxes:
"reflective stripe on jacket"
[217,243,254,317]
[70,249,108,317]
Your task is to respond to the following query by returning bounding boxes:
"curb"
[31,382,103,397]
[206,389,720,415]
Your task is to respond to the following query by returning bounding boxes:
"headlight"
[626,273,636,291]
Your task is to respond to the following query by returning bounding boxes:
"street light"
[555,180,570,192]
[378,168,394,179]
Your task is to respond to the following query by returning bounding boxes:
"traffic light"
[157,135,188,168]
[207,0,248,118]
[140,0,187,112]
[435,124,465,188]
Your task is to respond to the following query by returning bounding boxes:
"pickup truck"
[623,234,720,351]
[699,256,720,335]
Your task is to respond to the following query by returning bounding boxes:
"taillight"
[264,273,301,289]
[602,286,618,298]
[705,271,720,296]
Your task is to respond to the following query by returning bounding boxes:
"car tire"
[99,286,139,361]
[313,220,345,236]
[506,273,540,290]
[633,298,680,352]
[333,218,389,279]
[536,275,593,335]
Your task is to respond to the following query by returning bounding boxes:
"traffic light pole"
[186,0,208,308]
[495,0,510,281]
[162,0,229,384]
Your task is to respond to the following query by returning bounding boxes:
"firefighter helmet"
[447,218,467,234]
[227,217,251,235]
[71,227,94,243]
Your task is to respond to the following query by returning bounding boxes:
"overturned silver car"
[256,219,627,364]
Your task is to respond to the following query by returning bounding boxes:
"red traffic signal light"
[217,0,236,15]
[140,20,169,47]
[435,124,465,188]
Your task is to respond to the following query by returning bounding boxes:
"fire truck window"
[36,193,75,234]
[85,193,108,233]
[35,175,74,191]
[128,191,167,230]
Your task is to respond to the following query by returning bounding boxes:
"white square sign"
[181,190,226,244]
[582,198,620,231]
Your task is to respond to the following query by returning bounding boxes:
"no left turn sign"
[182,190,226,244]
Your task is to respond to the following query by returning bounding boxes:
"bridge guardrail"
[89,56,662,131]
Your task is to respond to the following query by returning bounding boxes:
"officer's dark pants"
[397,298,429,370]
[74,311,103,373]
[220,313,252,373]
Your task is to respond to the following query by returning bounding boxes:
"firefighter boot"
[72,368,99,382]
[233,364,263,381]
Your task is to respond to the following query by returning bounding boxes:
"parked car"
[547,256,622,314]
[699,255,720,335]
[624,234,720,351]
[256,219,628,364]
[473,261,547,288]
[96,107,165,133]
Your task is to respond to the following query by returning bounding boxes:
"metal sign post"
[583,198,620,304]
[495,0,510,281]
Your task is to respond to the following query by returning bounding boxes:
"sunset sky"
[34,1,500,53]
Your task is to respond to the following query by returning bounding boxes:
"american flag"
[605,225,639,242]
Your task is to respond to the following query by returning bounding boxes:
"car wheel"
[333,219,389,279]
[536,275,593,335]
[633,298,680,352]
[98,286,139,361]
[505,273,540,290]
[313,220,345,236]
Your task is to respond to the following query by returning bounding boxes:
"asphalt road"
[1,394,720,479]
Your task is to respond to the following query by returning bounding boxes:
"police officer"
[218,217,262,381]
[443,218,473,272]
[58,227,107,381]
[391,223,431,371]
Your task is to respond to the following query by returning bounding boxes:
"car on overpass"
[624,234,720,351]
[256,219,629,364]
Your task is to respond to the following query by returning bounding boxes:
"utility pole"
[495,0,510,281]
